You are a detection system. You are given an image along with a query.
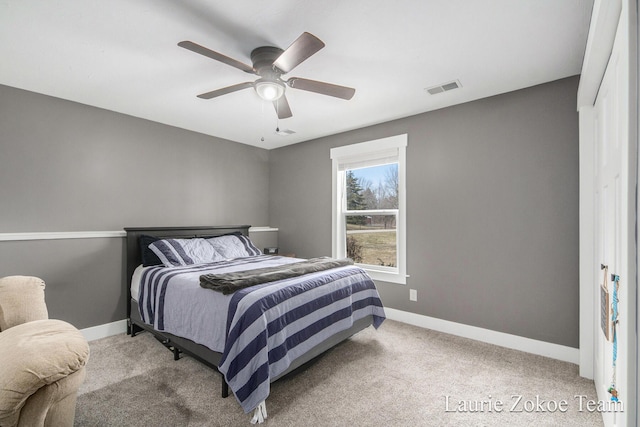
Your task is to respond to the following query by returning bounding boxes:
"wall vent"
[425,80,462,95]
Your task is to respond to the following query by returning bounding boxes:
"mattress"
[130,264,145,303]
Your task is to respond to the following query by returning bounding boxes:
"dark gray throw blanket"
[200,257,354,294]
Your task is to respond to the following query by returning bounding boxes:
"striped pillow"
[148,238,225,267]
[206,234,262,259]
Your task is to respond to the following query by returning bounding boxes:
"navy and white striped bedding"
[137,255,385,414]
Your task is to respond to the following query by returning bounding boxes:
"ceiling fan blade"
[273,32,325,74]
[287,77,355,100]
[178,41,255,74]
[273,95,293,119]
[197,82,254,99]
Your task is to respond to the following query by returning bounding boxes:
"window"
[330,134,407,284]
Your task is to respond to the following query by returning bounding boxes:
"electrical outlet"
[409,289,417,301]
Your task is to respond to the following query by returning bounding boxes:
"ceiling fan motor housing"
[250,46,284,76]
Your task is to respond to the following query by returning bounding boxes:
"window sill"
[362,268,407,285]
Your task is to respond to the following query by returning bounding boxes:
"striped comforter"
[138,255,385,414]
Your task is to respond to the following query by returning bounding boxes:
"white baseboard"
[80,311,580,365]
[81,319,128,342]
[384,307,579,364]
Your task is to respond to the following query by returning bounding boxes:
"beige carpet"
[75,320,602,426]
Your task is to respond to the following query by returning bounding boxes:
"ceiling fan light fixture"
[179,32,356,119]
[254,80,285,101]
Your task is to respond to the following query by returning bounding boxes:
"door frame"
[577,1,637,426]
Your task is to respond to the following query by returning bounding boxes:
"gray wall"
[0,238,125,329]
[0,78,580,348]
[269,76,580,348]
[0,84,270,328]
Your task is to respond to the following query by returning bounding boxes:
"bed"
[124,225,385,423]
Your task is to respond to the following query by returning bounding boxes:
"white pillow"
[206,234,262,259]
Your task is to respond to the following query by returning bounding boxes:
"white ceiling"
[0,0,593,150]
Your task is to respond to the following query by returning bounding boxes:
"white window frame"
[330,134,407,284]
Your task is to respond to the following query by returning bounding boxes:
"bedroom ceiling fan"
[178,32,355,119]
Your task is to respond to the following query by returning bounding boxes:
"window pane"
[346,164,398,211]
[345,214,397,267]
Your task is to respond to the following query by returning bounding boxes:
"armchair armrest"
[0,319,89,426]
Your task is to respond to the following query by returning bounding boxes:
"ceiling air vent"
[425,80,462,95]
[275,128,296,136]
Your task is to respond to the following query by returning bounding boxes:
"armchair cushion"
[0,319,89,426]
[0,276,48,331]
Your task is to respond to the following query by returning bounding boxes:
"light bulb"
[255,80,284,101]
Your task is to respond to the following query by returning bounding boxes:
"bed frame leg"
[129,320,141,337]
[221,374,229,398]
[172,346,181,361]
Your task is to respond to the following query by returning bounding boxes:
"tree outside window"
[345,164,398,267]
